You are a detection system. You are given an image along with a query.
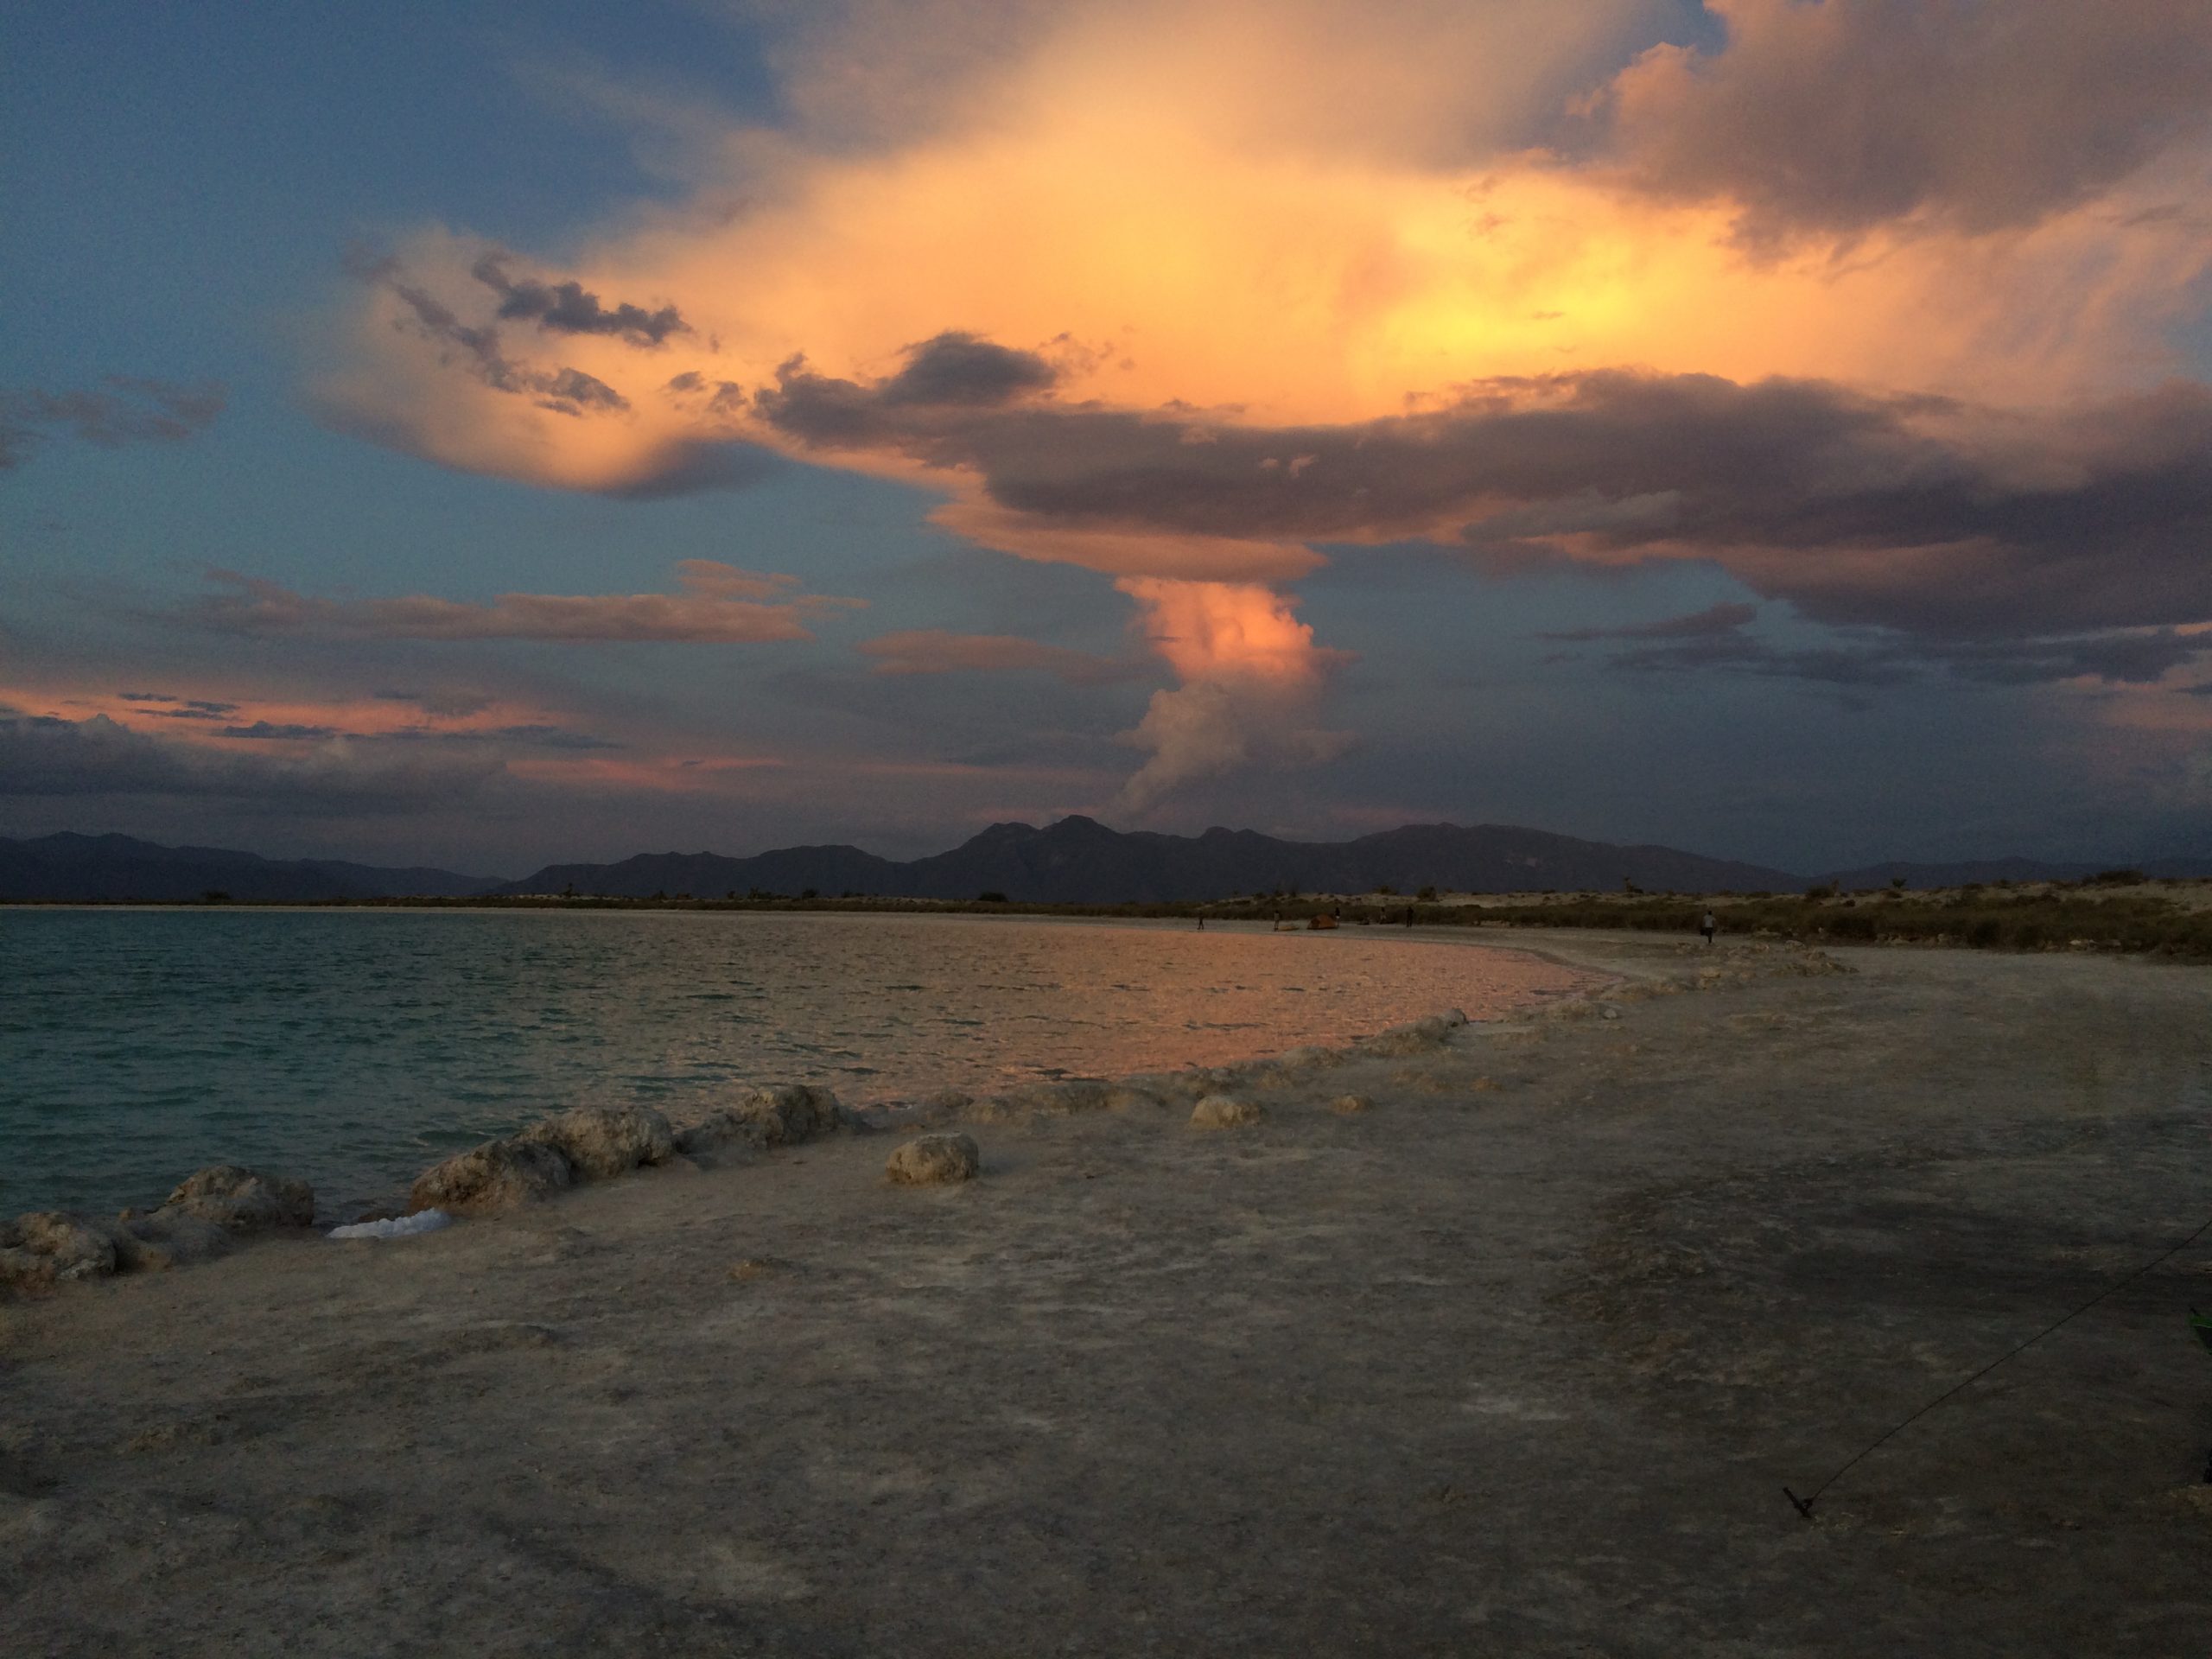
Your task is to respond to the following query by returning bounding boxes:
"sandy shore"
[5,932,2212,1655]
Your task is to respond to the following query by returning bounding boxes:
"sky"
[5,0,2212,877]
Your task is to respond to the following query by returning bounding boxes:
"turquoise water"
[0,909,1588,1220]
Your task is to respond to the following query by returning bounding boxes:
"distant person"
[1700,908,1717,946]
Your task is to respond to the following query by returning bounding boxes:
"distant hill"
[0,832,503,903]
[500,815,1802,903]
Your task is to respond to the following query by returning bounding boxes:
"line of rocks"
[2,1007,1502,1300]
[0,1165,314,1296]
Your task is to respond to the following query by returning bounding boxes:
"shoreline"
[0,925,1610,1247]
[8,933,2212,1654]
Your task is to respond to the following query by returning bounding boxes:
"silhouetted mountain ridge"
[0,832,502,902]
[10,823,2207,906]
[501,815,1803,902]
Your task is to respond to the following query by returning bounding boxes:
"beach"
[5,931,2212,1656]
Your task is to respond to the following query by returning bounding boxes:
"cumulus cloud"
[302,0,2212,804]
[1115,578,1351,811]
[858,628,1138,683]
[179,561,861,643]
[0,377,226,471]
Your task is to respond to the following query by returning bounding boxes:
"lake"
[1,908,1592,1219]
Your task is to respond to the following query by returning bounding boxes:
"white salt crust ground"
[4,931,2212,1656]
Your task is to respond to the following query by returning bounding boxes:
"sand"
[4,931,2211,1656]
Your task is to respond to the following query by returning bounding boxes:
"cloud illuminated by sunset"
[308,0,2212,805]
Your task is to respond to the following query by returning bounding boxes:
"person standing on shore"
[1700,908,1717,945]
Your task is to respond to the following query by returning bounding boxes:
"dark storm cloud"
[0,378,226,472]
[753,353,2212,639]
[470,254,689,346]
[754,332,1058,446]
[879,332,1058,407]
[0,713,498,812]
[118,693,243,719]
[1548,603,2209,689]
[219,721,343,741]
[1599,0,2212,245]
[378,272,632,413]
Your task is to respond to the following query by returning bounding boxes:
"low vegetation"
[12,876,2210,959]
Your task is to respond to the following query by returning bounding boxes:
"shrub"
[1417,885,1438,901]
[977,890,1008,903]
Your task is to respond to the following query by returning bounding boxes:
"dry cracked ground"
[4,933,2212,1656]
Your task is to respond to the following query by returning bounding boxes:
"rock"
[115,1212,232,1272]
[886,1132,981,1185]
[745,1084,847,1147]
[162,1165,315,1232]
[0,1213,119,1292]
[409,1140,573,1217]
[516,1104,675,1180]
[1190,1095,1263,1129]
[1330,1093,1374,1116]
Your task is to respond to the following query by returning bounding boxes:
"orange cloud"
[307,0,2212,804]
[1113,578,1352,810]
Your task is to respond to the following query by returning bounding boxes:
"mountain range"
[7,820,2206,906]
[0,831,504,903]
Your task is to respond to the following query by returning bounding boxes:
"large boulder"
[515,1104,675,1180]
[162,1165,315,1232]
[886,1133,981,1185]
[741,1084,847,1146]
[0,1212,119,1292]
[409,1139,573,1217]
[1190,1096,1263,1130]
